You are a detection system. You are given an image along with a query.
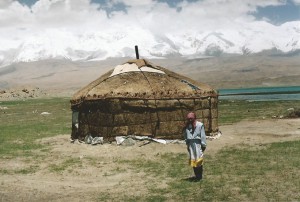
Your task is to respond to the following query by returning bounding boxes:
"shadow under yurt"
[70,58,218,142]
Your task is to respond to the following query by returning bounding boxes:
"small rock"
[22,89,29,93]
[121,138,136,146]
[40,112,51,115]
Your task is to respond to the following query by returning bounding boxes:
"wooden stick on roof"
[135,45,139,59]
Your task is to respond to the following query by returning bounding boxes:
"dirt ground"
[0,118,299,201]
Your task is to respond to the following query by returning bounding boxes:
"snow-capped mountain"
[0,21,299,67]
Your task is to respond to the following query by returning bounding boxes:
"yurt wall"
[72,96,218,141]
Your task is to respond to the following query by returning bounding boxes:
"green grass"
[49,157,82,173]
[0,165,39,175]
[14,165,40,174]
[0,98,299,201]
[219,100,300,124]
[110,141,300,201]
[0,97,71,157]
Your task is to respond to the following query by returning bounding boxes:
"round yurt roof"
[71,59,217,106]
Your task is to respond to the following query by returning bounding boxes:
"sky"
[0,0,299,50]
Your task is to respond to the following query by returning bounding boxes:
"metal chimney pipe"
[135,45,139,59]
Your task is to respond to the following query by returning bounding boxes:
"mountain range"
[0,21,299,67]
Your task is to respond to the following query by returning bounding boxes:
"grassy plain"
[0,98,299,201]
[0,98,70,157]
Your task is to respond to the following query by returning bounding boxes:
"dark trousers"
[193,165,203,179]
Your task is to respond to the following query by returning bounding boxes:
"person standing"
[183,112,207,181]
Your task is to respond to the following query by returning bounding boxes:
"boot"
[193,166,203,181]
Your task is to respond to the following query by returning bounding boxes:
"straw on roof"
[71,59,217,106]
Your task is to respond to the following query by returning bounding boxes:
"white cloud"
[0,0,13,8]
[0,0,298,51]
[0,0,291,30]
[0,1,32,27]
[291,0,300,5]
[118,0,153,6]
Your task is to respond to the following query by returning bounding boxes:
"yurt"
[70,59,218,141]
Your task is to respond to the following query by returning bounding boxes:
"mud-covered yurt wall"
[70,59,218,141]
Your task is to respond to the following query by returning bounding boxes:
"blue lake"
[218,86,300,101]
